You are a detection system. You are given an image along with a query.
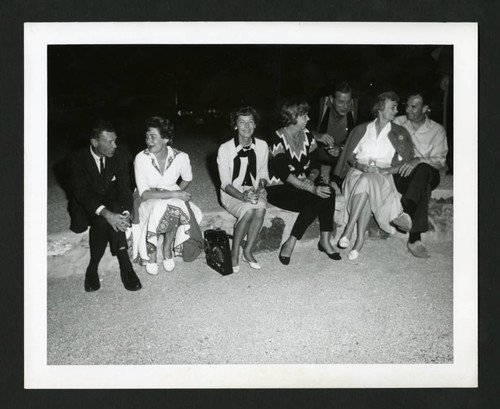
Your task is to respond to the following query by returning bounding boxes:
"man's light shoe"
[407,240,431,258]
[392,212,412,232]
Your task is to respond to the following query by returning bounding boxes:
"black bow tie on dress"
[232,137,256,187]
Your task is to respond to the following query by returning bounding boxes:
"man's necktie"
[99,157,105,180]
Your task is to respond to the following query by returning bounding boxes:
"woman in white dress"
[334,92,414,260]
[132,116,202,274]
[217,107,269,273]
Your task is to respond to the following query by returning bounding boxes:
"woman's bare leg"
[242,208,266,262]
[341,192,368,240]
[280,235,298,258]
[319,231,336,253]
[232,212,252,267]
[352,200,372,252]
[162,229,176,259]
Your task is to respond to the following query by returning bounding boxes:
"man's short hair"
[371,91,400,118]
[90,119,115,140]
[332,81,352,96]
[406,91,430,107]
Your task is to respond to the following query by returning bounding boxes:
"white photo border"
[25,22,478,389]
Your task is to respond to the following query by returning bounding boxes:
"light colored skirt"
[343,168,402,234]
[131,198,203,263]
[221,186,267,226]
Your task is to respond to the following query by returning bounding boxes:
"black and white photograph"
[25,22,477,388]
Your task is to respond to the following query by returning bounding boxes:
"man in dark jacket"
[68,120,142,292]
[309,81,357,186]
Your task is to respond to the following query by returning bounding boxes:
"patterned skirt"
[130,198,203,263]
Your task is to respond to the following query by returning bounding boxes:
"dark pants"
[393,163,440,233]
[266,184,335,240]
[87,201,130,273]
[317,147,341,169]
[317,147,344,186]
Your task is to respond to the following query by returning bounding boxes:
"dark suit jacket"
[68,147,133,233]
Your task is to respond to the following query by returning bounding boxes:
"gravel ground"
[47,237,452,365]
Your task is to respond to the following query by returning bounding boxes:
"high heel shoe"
[242,256,261,270]
[317,242,342,260]
[278,244,290,265]
[338,236,350,249]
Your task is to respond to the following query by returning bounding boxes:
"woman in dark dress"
[266,100,341,265]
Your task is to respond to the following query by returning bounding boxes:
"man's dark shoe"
[121,269,142,291]
[84,269,100,292]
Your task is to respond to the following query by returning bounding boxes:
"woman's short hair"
[371,91,400,118]
[145,116,174,144]
[230,106,260,129]
[280,100,310,127]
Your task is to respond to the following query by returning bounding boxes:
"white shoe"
[347,250,359,260]
[232,265,240,273]
[338,236,350,249]
[163,258,175,272]
[145,262,159,275]
[242,256,261,270]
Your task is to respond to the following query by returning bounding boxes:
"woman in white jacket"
[217,106,269,273]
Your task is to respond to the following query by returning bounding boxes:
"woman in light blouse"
[217,106,269,273]
[334,91,414,260]
[132,116,203,274]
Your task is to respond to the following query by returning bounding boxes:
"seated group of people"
[68,82,448,292]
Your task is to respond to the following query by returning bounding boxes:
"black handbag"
[204,229,233,275]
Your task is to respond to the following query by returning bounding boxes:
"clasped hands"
[102,209,131,232]
[356,161,391,175]
[152,187,192,201]
[242,187,266,203]
[299,178,331,198]
[398,158,422,177]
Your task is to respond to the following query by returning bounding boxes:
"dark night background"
[48,44,451,155]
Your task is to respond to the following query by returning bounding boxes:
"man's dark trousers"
[393,163,440,233]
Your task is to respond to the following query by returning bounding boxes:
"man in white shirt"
[393,92,448,258]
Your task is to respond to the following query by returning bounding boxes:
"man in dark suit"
[309,81,358,187]
[68,120,142,292]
